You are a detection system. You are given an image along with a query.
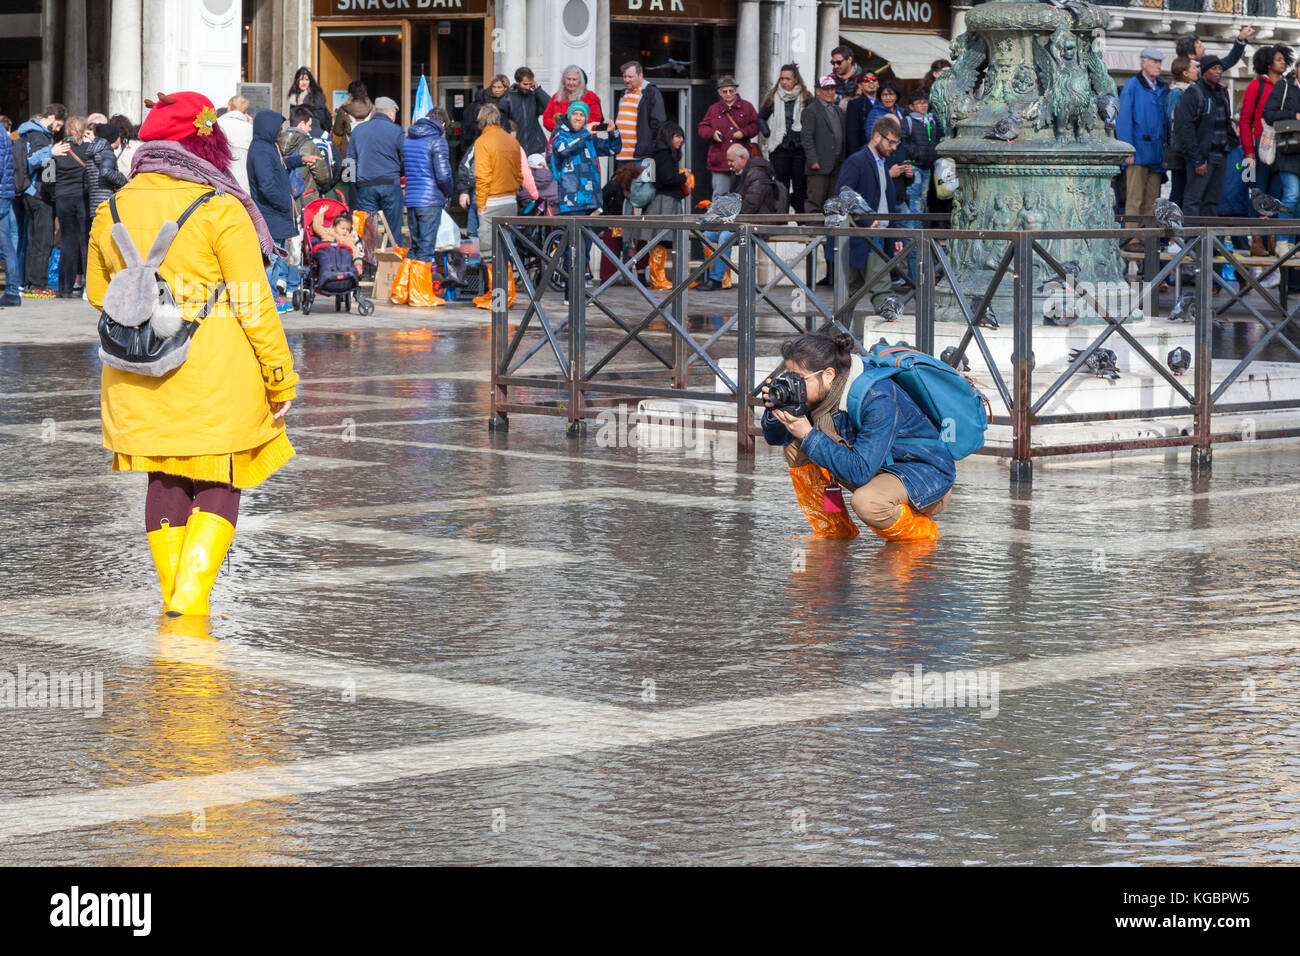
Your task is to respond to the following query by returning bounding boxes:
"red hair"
[177,125,232,170]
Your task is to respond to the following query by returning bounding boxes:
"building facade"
[7,1,1300,135]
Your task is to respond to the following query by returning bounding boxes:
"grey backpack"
[97,190,226,377]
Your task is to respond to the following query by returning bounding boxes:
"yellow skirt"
[112,431,295,489]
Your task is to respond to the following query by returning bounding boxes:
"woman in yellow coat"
[87,91,299,617]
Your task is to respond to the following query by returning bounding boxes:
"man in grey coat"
[801,75,847,213]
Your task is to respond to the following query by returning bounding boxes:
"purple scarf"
[129,140,279,257]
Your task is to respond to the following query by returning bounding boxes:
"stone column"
[785,0,819,75]
[817,0,839,82]
[140,0,172,109]
[495,0,528,81]
[952,4,971,38]
[108,0,143,121]
[595,0,610,114]
[736,0,761,105]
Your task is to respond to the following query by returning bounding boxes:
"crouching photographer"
[762,332,958,542]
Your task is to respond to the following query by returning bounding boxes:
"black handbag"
[1276,119,1300,154]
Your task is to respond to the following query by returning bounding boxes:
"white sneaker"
[1261,267,1281,289]
[1277,241,1294,257]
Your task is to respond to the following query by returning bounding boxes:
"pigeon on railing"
[1167,292,1196,323]
[1070,347,1120,380]
[1250,187,1289,218]
[1168,347,1191,375]
[1045,0,1089,17]
[984,112,1022,143]
[878,294,903,323]
[823,197,850,229]
[700,192,743,225]
[1154,197,1184,235]
[835,186,871,216]
[940,346,971,371]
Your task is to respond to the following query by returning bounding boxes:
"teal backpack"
[846,343,990,460]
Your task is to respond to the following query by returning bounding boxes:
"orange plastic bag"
[789,464,859,539]
[407,259,445,308]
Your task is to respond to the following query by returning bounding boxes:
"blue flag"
[412,75,433,125]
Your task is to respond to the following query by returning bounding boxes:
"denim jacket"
[762,368,956,508]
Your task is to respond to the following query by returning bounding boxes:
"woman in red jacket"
[696,75,760,199]
[542,65,604,133]
[1241,44,1293,256]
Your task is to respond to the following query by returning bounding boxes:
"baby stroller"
[297,197,375,316]
[515,195,566,294]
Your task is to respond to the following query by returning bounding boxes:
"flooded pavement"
[1,300,1299,865]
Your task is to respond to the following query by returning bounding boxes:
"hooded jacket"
[88,173,298,466]
[734,155,780,214]
[346,111,405,187]
[899,110,940,170]
[17,120,55,199]
[247,110,303,242]
[499,82,550,156]
[402,116,454,209]
[276,126,332,213]
[86,135,127,217]
[550,124,621,213]
[217,109,254,191]
[1175,77,1238,169]
[542,90,604,132]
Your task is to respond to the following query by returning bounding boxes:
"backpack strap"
[142,190,218,269]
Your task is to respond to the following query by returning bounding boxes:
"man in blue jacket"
[348,95,406,245]
[17,104,67,293]
[1117,47,1168,236]
[835,114,904,336]
[0,125,21,306]
[402,108,454,263]
[248,109,317,311]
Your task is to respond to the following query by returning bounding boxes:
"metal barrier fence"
[487,213,1300,482]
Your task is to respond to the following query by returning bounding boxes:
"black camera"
[766,371,809,417]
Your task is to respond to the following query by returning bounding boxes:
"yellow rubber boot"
[871,501,940,542]
[473,263,494,309]
[166,511,237,616]
[647,245,673,290]
[147,521,188,608]
[389,257,413,304]
[789,464,859,539]
[721,267,733,290]
[506,264,516,308]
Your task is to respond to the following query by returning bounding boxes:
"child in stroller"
[297,197,375,315]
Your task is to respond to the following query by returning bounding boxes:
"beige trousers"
[850,472,951,529]
[1125,164,1163,222]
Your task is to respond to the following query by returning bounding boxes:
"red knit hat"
[138,91,219,142]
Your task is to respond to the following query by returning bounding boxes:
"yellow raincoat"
[87,173,299,488]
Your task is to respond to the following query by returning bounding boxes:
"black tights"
[145,472,241,532]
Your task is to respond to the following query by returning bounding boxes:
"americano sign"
[840,0,950,32]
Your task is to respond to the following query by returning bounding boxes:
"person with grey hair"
[543,65,604,133]
[698,75,760,199]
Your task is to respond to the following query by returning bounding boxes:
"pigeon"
[823,196,850,228]
[1154,197,1184,235]
[699,192,743,224]
[1045,0,1089,17]
[1250,187,1289,218]
[984,112,1022,143]
[973,301,999,329]
[1097,94,1119,133]
[1167,292,1196,323]
[1070,347,1120,380]
[1041,259,1082,290]
[940,346,971,371]
[835,185,872,216]
[1043,298,1077,326]
[878,294,903,323]
[1168,346,1191,375]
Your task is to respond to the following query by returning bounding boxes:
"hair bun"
[833,332,857,353]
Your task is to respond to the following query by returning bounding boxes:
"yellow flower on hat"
[193,105,218,136]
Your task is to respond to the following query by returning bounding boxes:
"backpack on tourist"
[97,190,226,377]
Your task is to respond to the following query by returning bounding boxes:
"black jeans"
[1183,159,1225,218]
[769,144,806,215]
[54,195,87,294]
[23,193,54,289]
